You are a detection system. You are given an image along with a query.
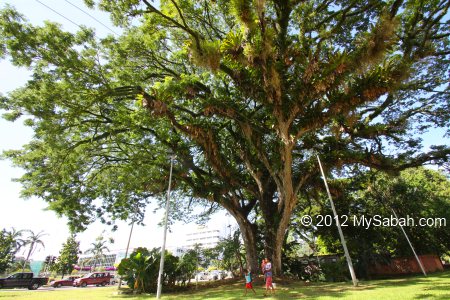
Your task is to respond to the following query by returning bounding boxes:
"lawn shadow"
[279,281,376,299]
[109,271,450,300]
[177,281,377,300]
[415,294,450,300]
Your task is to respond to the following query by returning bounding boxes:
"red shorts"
[246,282,253,289]
[266,276,273,287]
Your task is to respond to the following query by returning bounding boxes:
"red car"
[73,272,111,287]
[50,276,80,288]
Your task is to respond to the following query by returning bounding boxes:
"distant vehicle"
[50,276,80,288]
[0,272,49,290]
[73,272,111,287]
[194,272,209,281]
[109,275,117,285]
[208,270,225,280]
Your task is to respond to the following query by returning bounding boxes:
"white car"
[208,270,225,280]
[195,272,209,281]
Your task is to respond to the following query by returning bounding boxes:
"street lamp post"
[156,154,175,299]
[119,203,140,289]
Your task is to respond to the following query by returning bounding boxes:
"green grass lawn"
[0,271,448,300]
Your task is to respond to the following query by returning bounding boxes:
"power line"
[34,0,81,29]
[64,0,119,36]
[34,0,120,37]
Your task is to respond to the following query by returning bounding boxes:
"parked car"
[73,272,111,287]
[50,276,80,288]
[0,272,49,290]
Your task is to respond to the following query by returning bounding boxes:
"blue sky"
[0,0,232,261]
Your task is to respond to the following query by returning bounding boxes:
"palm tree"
[8,227,25,254]
[22,230,47,272]
[84,237,110,271]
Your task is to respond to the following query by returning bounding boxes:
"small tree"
[176,249,198,286]
[0,229,15,273]
[117,247,159,294]
[53,235,80,278]
[215,230,245,276]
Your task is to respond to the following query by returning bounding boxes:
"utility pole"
[118,220,135,289]
[391,208,427,276]
[317,155,358,286]
[156,154,175,299]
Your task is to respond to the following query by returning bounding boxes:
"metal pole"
[391,209,427,276]
[317,155,358,286]
[156,154,174,299]
[118,220,135,289]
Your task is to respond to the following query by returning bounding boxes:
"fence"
[368,254,444,277]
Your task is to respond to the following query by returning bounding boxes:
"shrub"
[320,258,349,282]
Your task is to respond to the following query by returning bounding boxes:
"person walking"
[263,258,275,296]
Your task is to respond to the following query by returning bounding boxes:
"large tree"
[1,0,449,273]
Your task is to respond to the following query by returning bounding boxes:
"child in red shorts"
[244,269,256,296]
[264,258,275,296]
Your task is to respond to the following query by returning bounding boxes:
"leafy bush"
[320,258,349,282]
[117,247,180,294]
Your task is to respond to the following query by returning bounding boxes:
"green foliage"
[230,0,255,28]
[189,40,222,71]
[84,236,111,270]
[0,229,15,273]
[1,272,450,299]
[176,249,198,285]
[213,230,244,275]
[21,230,46,273]
[52,235,80,278]
[116,247,179,293]
[320,258,350,282]
[302,168,450,278]
[1,0,450,274]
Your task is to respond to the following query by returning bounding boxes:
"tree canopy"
[1,0,449,273]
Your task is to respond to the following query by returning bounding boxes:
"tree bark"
[263,219,284,275]
[230,211,259,274]
[22,242,34,273]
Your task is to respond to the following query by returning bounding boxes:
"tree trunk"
[263,223,284,276]
[22,242,34,273]
[261,196,297,275]
[273,193,298,275]
[231,212,259,274]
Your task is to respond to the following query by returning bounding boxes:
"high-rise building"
[76,249,130,271]
[167,225,228,256]
[185,226,221,248]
